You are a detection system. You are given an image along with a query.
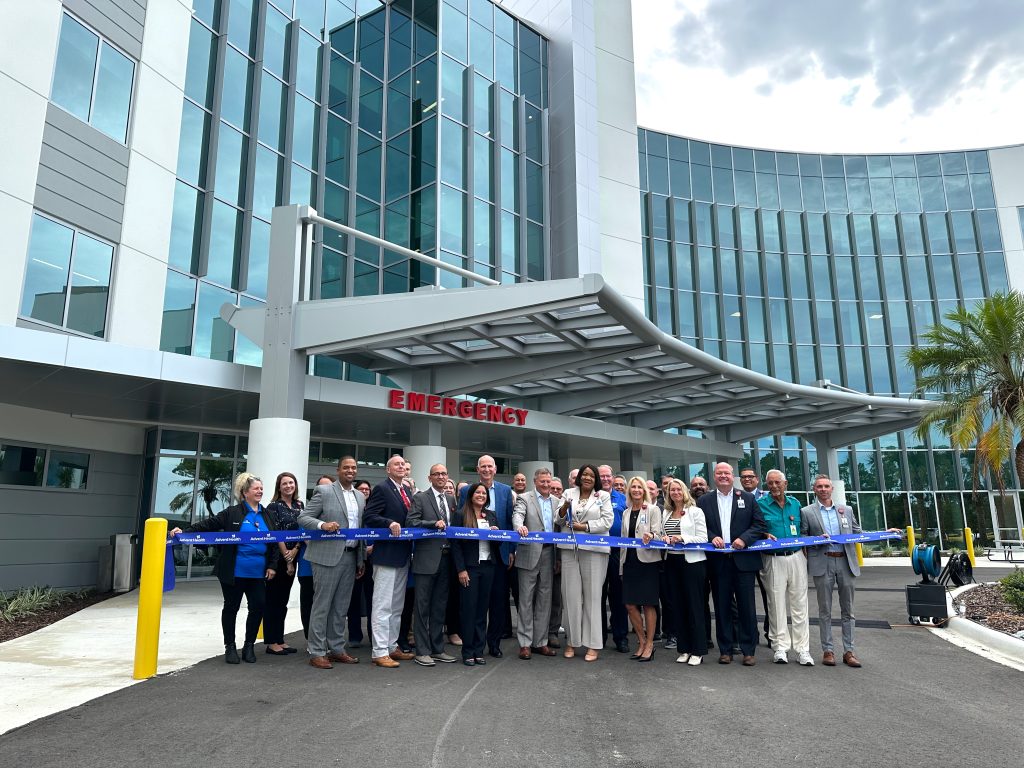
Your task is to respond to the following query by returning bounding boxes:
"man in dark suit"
[697,462,766,666]
[406,463,458,667]
[458,454,515,657]
[363,455,415,668]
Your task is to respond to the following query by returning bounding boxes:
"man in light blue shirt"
[512,467,558,658]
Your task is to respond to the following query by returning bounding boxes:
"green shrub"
[998,568,1024,613]
[0,586,92,622]
[879,544,895,557]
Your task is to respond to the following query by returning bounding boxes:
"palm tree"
[905,292,1024,494]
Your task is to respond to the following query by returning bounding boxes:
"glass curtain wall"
[162,0,548,383]
[640,130,1012,549]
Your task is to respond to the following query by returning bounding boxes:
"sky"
[631,0,1024,154]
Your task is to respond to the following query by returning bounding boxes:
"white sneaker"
[773,650,788,664]
[687,654,703,666]
[797,652,815,666]
[675,653,690,663]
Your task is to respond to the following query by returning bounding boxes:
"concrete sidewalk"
[0,580,304,736]
[0,557,1014,737]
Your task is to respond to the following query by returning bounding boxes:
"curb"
[929,583,1024,671]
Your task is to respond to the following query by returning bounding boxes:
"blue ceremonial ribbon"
[169,527,902,552]
[163,543,176,592]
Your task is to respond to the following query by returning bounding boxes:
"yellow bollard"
[257,621,264,640]
[963,526,976,568]
[133,517,169,680]
[855,542,864,567]
[905,525,916,556]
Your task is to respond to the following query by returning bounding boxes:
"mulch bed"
[0,591,115,644]
[953,583,1024,636]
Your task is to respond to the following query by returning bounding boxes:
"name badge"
[790,524,798,536]
[737,500,745,509]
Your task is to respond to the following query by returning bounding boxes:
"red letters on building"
[387,389,529,427]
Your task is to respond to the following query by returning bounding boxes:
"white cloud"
[633,0,1024,152]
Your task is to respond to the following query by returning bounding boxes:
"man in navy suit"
[459,454,516,657]
[363,455,415,668]
[697,462,766,666]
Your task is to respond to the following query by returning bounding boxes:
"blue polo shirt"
[234,504,269,578]
[608,489,626,538]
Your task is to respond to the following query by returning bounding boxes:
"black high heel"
[637,647,656,663]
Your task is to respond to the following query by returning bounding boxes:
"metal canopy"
[225,273,933,444]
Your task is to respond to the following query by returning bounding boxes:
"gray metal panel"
[0,562,101,591]
[35,104,129,241]
[62,0,148,60]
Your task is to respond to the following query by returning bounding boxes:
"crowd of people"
[171,455,880,670]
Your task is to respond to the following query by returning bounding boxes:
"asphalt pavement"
[1,566,1021,767]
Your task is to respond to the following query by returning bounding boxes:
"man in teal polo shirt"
[757,469,813,666]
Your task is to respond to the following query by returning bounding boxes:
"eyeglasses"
[430,471,448,476]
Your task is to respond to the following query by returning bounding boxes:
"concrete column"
[403,445,449,492]
[806,438,846,506]
[247,418,310,498]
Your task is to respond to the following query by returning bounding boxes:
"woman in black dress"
[619,476,664,662]
[263,471,304,654]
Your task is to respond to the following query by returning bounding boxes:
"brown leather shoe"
[742,655,756,666]
[372,655,400,668]
[328,651,359,664]
[843,651,862,668]
[531,645,557,657]
[389,650,415,661]
[822,651,836,666]
[718,654,733,664]
[309,656,333,669]
[519,646,532,660]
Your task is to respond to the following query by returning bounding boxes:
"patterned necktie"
[399,485,411,509]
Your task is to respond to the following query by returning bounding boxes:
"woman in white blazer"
[619,477,664,661]
[555,464,614,661]
[662,478,708,665]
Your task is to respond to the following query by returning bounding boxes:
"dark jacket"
[451,508,500,572]
[696,488,766,572]
[186,502,281,585]
[362,479,413,568]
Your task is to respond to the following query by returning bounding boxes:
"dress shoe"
[676,653,691,664]
[615,640,630,653]
[531,646,557,657]
[584,649,599,662]
[718,654,733,664]
[309,656,334,670]
[547,636,561,649]
[372,655,400,668]
[843,651,862,668]
[742,655,756,666]
[488,646,503,658]
[519,647,532,660]
[328,651,359,664]
[822,651,836,666]
[265,646,290,656]
[390,649,415,661]
[283,646,298,654]
[414,655,436,666]
[687,654,703,666]
[432,652,458,663]
[474,657,487,665]
[241,642,257,663]
[225,644,240,664]
[462,658,475,666]
[448,634,463,646]
[636,648,654,663]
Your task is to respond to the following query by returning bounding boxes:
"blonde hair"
[664,478,694,514]
[234,472,262,501]
[626,476,650,504]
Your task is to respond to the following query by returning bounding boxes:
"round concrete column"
[247,417,311,496]
[519,461,555,488]
[403,445,449,492]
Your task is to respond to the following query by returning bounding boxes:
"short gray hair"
[533,467,552,480]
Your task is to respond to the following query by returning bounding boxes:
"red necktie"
[399,485,411,509]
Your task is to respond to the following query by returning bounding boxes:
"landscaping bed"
[0,587,114,644]
[953,580,1024,637]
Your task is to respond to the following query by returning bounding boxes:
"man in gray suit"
[298,455,365,669]
[406,463,458,667]
[512,467,558,659]
[801,473,863,668]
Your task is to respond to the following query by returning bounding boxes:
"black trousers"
[263,568,295,644]
[709,558,757,656]
[219,577,265,645]
[665,556,708,655]
[601,551,628,643]
[460,561,496,659]
[485,559,511,649]
[347,560,374,641]
[445,557,462,635]
[399,586,415,650]
[413,553,451,656]
[298,574,314,638]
